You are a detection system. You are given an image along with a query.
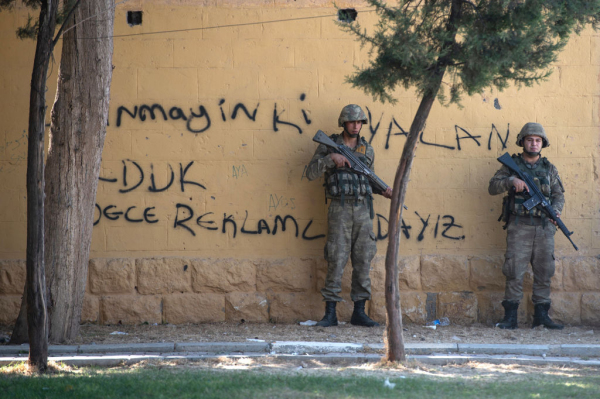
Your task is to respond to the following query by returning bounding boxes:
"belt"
[509,215,547,227]
[329,197,366,204]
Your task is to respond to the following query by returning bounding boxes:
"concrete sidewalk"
[2,341,600,367]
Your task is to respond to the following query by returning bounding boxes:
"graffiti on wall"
[172,206,325,240]
[115,93,312,135]
[97,87,487,244]
[99,160,206,193]
[364,107,510,152]
[0,130,28,173]
[113,94,509,153]
[95,157,466,242]
[375,213,465,242]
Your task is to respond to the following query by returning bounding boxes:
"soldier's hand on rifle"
[383,187,393,199]
[550,211,561,226]
[331,153,351,168]
[512,177,529,193]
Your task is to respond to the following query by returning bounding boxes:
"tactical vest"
[502,155,552,220]
[325,170,373,198]
[324,135,373,200]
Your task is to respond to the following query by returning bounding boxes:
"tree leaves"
[339,0,600,106]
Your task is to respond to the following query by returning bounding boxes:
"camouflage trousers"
[321,199,377,302]
[503,217,556,305]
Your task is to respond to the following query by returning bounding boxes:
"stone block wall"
[0,2,599,327]
[2,255,599,327]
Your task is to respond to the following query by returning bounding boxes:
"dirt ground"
[2,322,597,346]
[3,322,600,383]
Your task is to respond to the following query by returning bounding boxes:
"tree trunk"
[25,0,60,371]
[45,0,114,343]
[384,0,463,362]
[384,92,437,362]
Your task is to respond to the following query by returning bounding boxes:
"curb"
[2,342,600,368]
[1,352,600,368]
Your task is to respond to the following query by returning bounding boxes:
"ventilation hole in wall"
[338,8,357,23]
[127,11,143,26]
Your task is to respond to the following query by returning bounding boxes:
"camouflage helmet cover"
[516,122,549,148]
[338,104,368,127]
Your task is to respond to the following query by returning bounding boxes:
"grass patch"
[1,361,599,399]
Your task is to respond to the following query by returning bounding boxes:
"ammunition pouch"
[325,169,372,198]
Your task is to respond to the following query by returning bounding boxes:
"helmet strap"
[523,149,540,157]
[343,126,360,139]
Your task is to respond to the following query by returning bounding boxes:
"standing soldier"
[489,122,565,330]
[306,104,392,327]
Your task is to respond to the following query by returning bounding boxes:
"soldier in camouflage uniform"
[489,122,565,330]
[306,104,392,327]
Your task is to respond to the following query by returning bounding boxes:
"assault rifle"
[313,130,389,193]
[497,152,578,251]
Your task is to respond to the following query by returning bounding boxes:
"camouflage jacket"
[306,133,379,200]
[488,153,565,214]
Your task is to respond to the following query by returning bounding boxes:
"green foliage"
[16,14,38,38]
[2,366,600,399]
[0,0,79,40]
[0,0,41,9]
[339,0,600,105]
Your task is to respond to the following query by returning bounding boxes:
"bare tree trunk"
[25,0,60,372]
[384,92,437,362]
[45,0,114,343]
[384,0,463,362]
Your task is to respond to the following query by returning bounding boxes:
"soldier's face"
[344,121,362,137]
[523,135,543,154]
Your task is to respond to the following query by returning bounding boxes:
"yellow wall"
[0,1,599,325]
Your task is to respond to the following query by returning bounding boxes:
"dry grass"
[3,356,590,382]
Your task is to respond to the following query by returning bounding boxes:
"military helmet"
[516,122,549,148]
[338,104,368,127]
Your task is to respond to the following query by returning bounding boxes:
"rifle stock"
[497,152,578,251]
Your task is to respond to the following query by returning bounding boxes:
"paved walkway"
[2,341,600,367]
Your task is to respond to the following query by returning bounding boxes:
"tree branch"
[52,0,82,47]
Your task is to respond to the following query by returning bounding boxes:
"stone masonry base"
[1,255,599,326]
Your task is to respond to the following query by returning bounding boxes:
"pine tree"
[339,0,600,362]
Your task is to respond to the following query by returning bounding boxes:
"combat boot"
[532,303,563,330]
[496,300,519,330]
[350,299,380,327]
[316,301,338,327]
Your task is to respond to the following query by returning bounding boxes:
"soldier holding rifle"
[489,123,566,330]
[306,104,392,328]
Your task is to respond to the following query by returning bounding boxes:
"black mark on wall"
[455,125,481,150]
[488,123,510,150]
[113,97,509,154]
[374,212,464,242]
[273,103,302,134]
[116,95,311,135]
[100,160,206,194]
[172,205,323,241]
[94,203,158,225]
